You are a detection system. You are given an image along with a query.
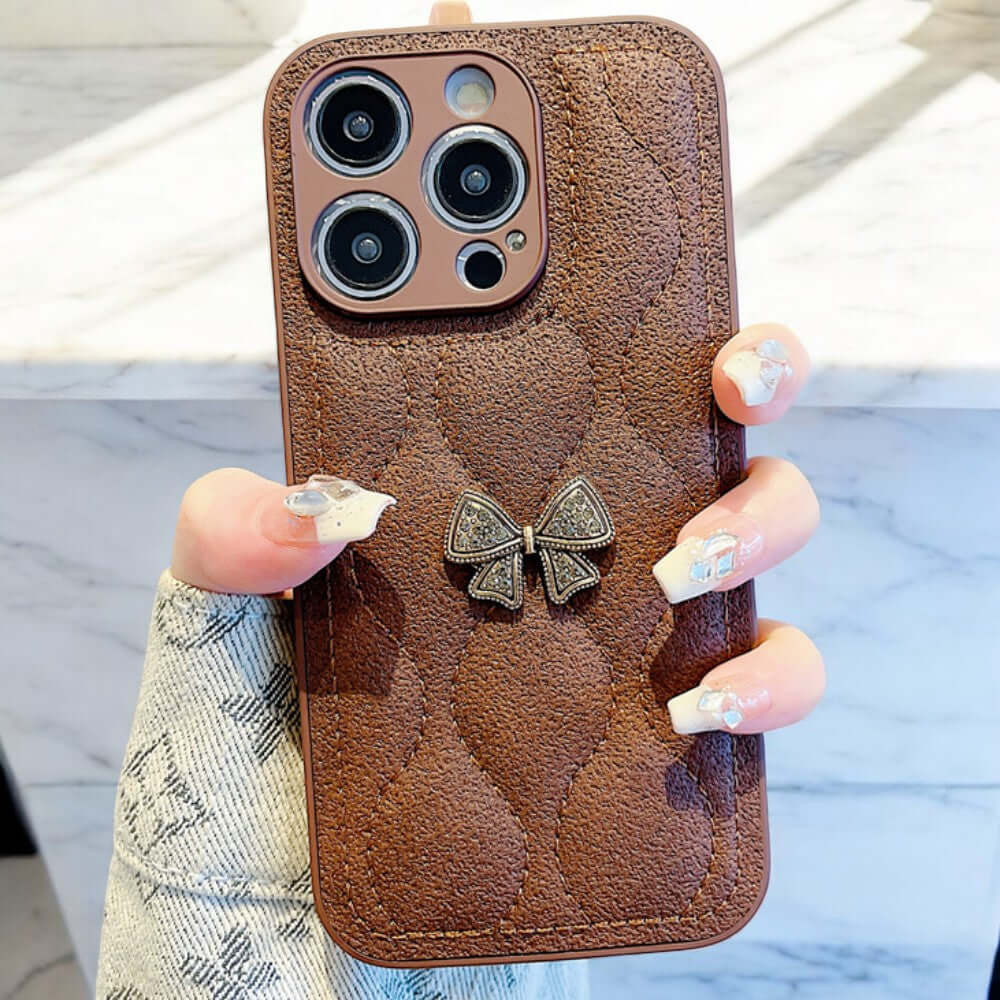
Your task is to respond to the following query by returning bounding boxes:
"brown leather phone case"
[265,15,768,967]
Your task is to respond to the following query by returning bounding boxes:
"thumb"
[170,468,396,595]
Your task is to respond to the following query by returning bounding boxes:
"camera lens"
[306,70,410,176]
[457,241,506,290]
[313,194,418,299]
[423,125,527,232]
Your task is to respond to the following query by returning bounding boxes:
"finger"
[667,619,825,734]
[429,2,471,24]
[712,322,810,425]
[170,468,395,595]
[652,456,818,604]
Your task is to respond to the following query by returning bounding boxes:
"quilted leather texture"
[265,18,768,966]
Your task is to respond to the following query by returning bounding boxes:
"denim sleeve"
[96,571,589,1000]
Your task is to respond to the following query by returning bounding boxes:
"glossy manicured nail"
[722,338,793,406]
[260,474,396,547]
[668,674,772,734]
[652,514,763,604]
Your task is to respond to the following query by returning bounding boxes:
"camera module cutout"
[289,51,547,314]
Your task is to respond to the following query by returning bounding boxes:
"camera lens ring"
[312,193,419,300]
[422,125,527,232]
[305,70,411,176]
[456,241,506,291]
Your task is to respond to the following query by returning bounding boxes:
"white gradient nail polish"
[722,338,793,406]
[668,680,771,734]
[652,521,762,604]
[284,475,396,543]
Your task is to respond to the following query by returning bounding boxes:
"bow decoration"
[444,476,615,610]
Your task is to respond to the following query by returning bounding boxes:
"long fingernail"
[260,475,396,547]
[722,338,793,406]
[652,514,763,604]
[668,674,772,734]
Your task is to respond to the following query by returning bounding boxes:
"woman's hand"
[170,321,822,736]
[656,322,823,735]
[170,469,396,596]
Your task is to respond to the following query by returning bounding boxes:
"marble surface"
[1,0,998,406]
[1,399,997,995]
[0,856,88,1000]
[0,0,305,46]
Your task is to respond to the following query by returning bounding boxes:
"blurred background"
[1,0,998,997]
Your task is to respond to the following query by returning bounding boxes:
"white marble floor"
[0,855,87,1000]
[1,400,997,996]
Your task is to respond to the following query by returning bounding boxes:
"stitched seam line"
[546,51,639,913]
[354,550,428,934]
[636,662,718,919]
[543,49,600,494]
[449,623,530,923]
[673,35,725,920]
[372,350,413,488]
[112,837,310,903]
[425,57,596,496]
[713,357,742,924]
[597,47,702,515]
[325,564,373,935]
[430,299,559,491]
[551,632,616,908]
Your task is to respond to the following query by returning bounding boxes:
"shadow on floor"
[0,855,88,1000]
[0,743,35,856]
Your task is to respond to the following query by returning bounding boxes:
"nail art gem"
[444,475,614,610]
[688,530,739,584]
[697,687,744,729]
[756,339,792,387]
[652,515,763,605]
[668,676,772,734]
[722,708,743,729]
[283,488,334,517]
[285,475,396,544]
[287,475,361,509]
[696,689,726,713]
[722,338,793,406]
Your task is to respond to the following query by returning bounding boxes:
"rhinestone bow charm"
[444,476,615,610]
